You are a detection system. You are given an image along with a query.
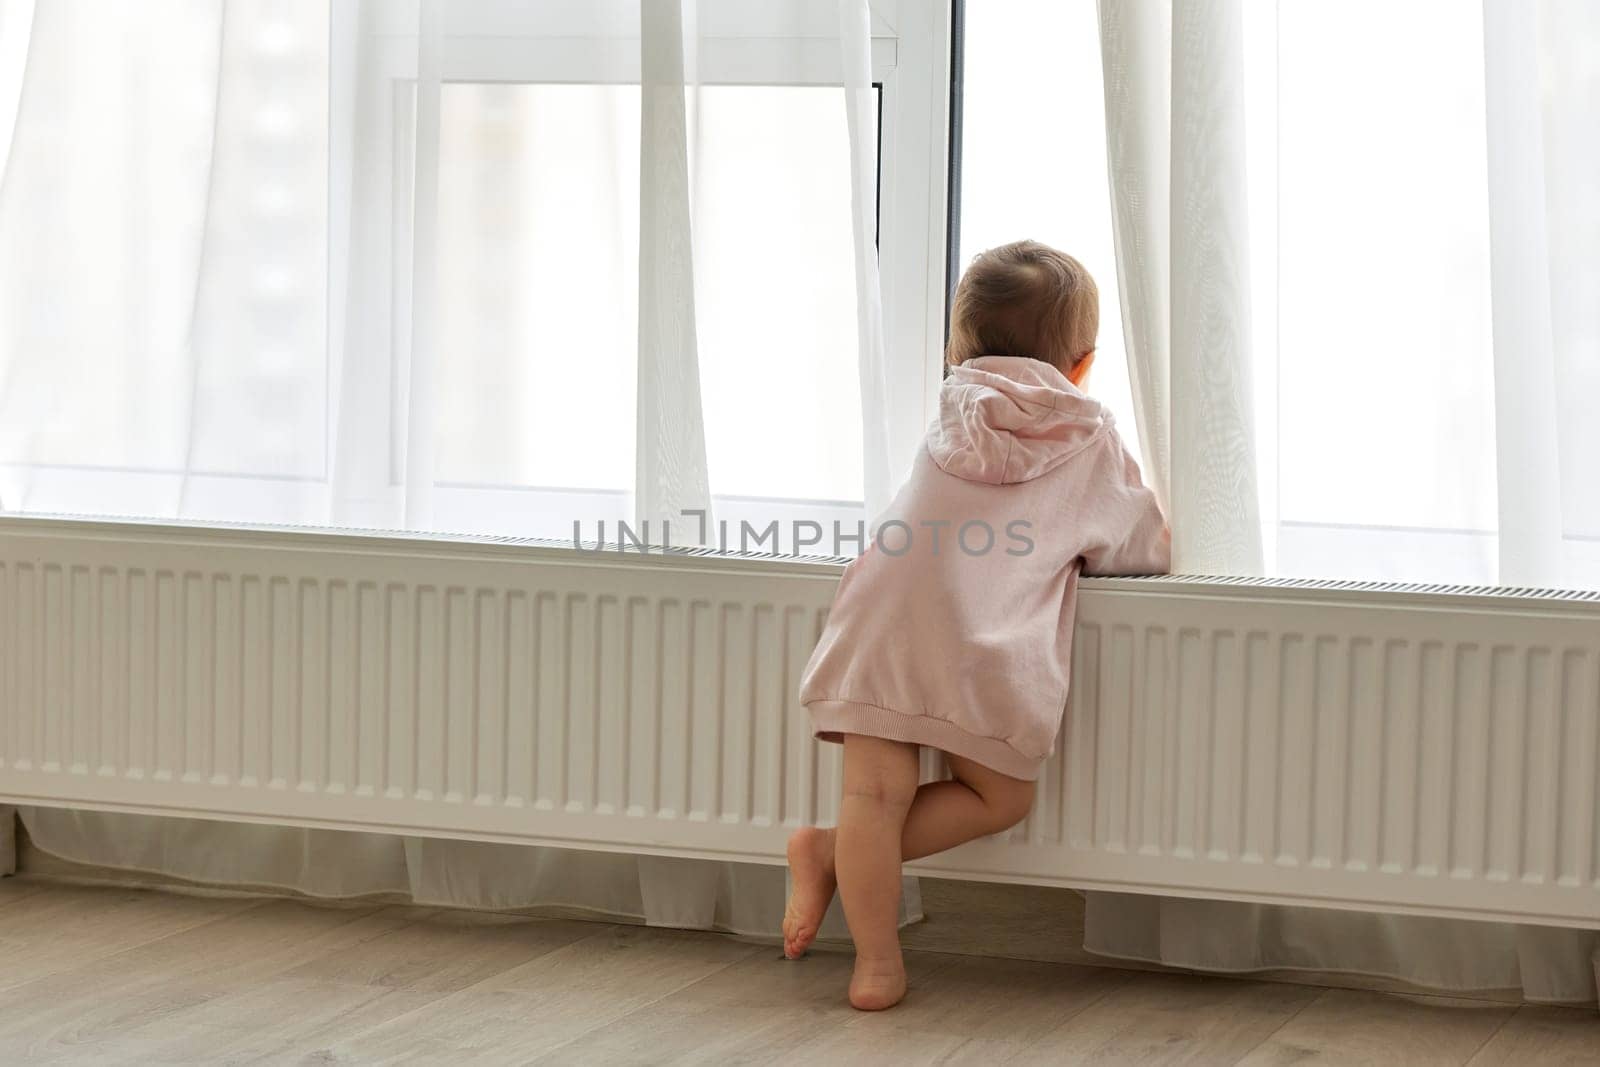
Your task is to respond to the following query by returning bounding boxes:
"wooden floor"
[0,878,1594,1065]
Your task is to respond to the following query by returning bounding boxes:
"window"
[431,83,870,505]
[0,0,332,521]
[364,3,913,544]
[1259,0,1498,579]
[949,0,1588,584]
[0,0,954,555]
[947,0,1141,466]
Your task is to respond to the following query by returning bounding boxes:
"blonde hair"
[945,240,1099,372]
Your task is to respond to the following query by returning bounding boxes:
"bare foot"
[782,827,837,959]
[848,954,907,1011]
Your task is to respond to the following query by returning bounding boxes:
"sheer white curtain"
[0,0,884,543]
[0,0,907,933]
[1096,0,1261,574]
[1090,0,1600,1004]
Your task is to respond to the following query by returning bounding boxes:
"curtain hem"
[1079,942,1595,1006]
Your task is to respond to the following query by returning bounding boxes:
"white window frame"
[345,0,952,539]
[870,0,952,472]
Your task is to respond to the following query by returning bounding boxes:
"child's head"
[946,240,1098,385]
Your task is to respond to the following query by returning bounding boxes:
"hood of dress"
[927,355,1110,485]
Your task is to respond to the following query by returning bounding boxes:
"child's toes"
[783,924,815,959]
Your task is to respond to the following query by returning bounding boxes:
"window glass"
[0,0,328,480]
[955,0,1140,468]
[694,85,865,503]
[956,0,1503,581]
[434,82,867,505]
[1270,1,1496,535]
[435,84,640,492]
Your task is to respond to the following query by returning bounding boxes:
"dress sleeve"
[1080,431,1173,577]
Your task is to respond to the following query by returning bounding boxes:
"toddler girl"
[783,240,1171,1010]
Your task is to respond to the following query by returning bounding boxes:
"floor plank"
[310,924,762,1064]
[528,944,955,1065]
[0,875,52,908]
[280,907,604,994]
[68,911,611,1065]
[1466,1005,1600,1065]
[791,953,1136,1065]
[0,881,1590,1066]
[1236,988,1518,1066]
[1016,971,1323,1065]
[42,980,445,1067]
[0,900,413,1060]
[0,882,259,993]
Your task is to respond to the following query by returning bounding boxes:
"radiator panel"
[1,518,1597,928]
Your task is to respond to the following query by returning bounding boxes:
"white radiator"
[1,516,1597,929]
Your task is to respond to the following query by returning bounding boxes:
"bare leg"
[899,753,1037,858]
[783,750,1036,964]
[833,735,919,1010]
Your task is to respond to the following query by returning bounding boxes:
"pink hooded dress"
[800,355,1171,780]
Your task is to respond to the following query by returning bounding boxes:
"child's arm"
[1080,433,1172,577]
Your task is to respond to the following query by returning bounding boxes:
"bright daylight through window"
[956,0,1599,587]
[435,84,866,505]
[0,1,891,552]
